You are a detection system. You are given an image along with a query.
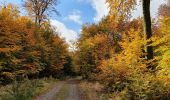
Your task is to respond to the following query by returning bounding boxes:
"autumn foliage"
[0,4,68,84]
[0,0,170,99]
[75,1,170,99]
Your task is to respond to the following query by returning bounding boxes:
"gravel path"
[67,79,81,100]
[35,78,81,100]
[35,81,65,100]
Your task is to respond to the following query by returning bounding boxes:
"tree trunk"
[142,0,154,68]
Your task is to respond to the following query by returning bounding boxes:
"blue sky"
[0,0,167,46]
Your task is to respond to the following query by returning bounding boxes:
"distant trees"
[76,17,122,79]
[159,0,170,17]
[23,0,59,25]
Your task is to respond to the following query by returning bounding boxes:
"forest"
[0,0,170,100]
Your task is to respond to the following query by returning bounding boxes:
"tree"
[0,3,69,83]
[23,0,59,25]
[153,0,170,78]
[106,0,136,21]
[76,17,123,79]
[158,0,170,17]
[107,0,154,66]
[142,0,153,68]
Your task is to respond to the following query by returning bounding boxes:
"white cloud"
[75,0,109,22]
[89,0,165,21]
[67,11,83,25]
[133,0,167,18]
[90,0,109,22]
[50,20,78,46]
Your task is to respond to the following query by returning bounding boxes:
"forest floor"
[35,77,82,100]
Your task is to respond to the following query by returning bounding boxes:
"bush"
[0,78,56,100]
[0,72,15,84]
[1,79,40,100]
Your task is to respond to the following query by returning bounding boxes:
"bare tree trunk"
[142,0,154,69]
[35,16,38,24]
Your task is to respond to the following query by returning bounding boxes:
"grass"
[55,83,70,100]
[79,81,108,100]
[0,77,57,100]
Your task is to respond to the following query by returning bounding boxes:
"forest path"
[35,78,81,100]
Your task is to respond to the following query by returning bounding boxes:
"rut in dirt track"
[35,78,81,100]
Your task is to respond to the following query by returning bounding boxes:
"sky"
[0,0,167,46]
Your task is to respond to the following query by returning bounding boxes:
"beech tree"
[142,0,154,70]
[0,4,69,83]
[158,0,170,17]
[107,0,136,21]
[107,0,154,66]
[23,0,59,25]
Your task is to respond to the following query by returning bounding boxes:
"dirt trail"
[67,79,81,100]
[35,78,81,100]
[36,81,65,100]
